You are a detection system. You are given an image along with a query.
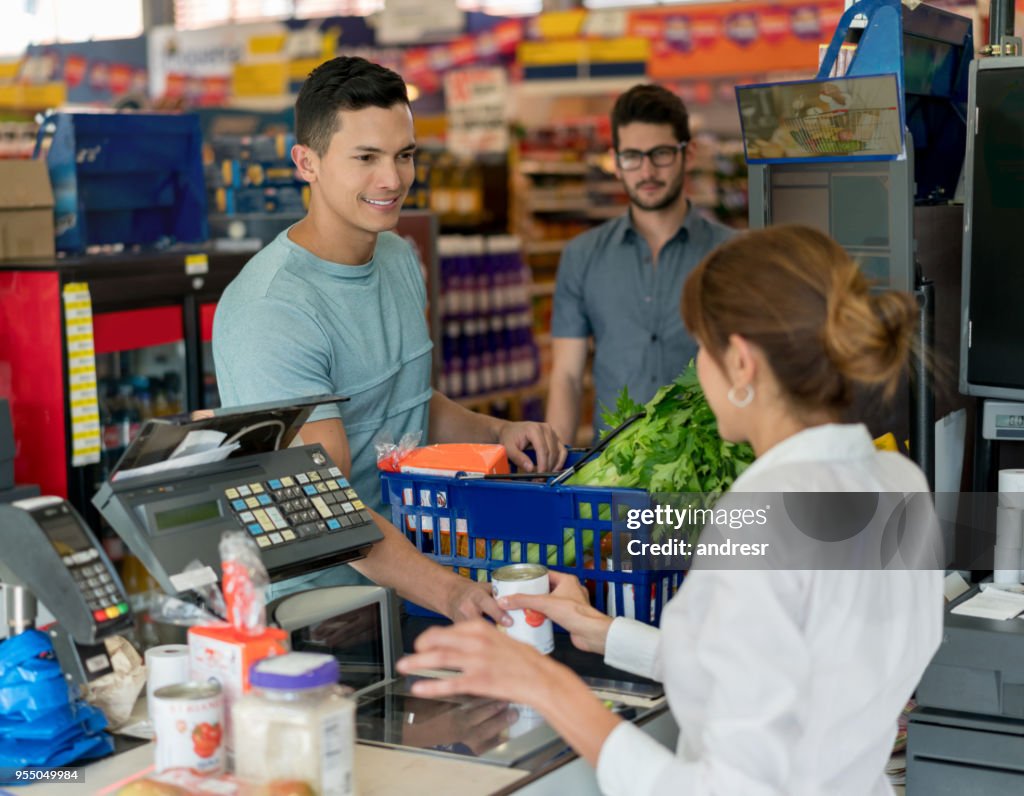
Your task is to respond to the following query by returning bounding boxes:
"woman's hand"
[397,620,561,704]
[396,619,623,767]
[502,571,613,655]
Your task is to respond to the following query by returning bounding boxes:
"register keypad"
[223,466,373,549]
[62,547,130,623]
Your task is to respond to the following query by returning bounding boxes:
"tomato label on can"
[491,564,554,655]
[151,682,225,775]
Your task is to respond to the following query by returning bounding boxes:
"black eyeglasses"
[615,141,688,171]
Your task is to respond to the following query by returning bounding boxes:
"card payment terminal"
[0,496,133,686]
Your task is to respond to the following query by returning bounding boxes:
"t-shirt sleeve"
[213,296,342,423]
[551,241,591,338]
[406,241,429,309]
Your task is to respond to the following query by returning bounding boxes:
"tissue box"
[188,624,288,749]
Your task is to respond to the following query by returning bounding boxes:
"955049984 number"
[2,767,84,783]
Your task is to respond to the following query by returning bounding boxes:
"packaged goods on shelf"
[425,152,486,227]
[0,121,39,159]
[437,234,540,399]
[204,133,307,218]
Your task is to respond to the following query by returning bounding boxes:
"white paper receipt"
[170,566,218,593]
[951,587,1024,620]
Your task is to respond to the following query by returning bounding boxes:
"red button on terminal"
[93,609,107,622]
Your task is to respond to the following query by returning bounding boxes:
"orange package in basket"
[398,443,510,476]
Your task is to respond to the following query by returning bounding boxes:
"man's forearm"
[428,390,504,445]
[546,374,582,446]
[349,508,462,616]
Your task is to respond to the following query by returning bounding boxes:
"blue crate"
[380,456,683,626]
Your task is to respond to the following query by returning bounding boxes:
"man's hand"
[501,571,612,655]
[498,421,567,473]
[445,576,511,627]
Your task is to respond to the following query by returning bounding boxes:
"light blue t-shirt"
[213,228,433,597]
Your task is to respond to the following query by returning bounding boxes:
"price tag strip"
[62,282,101,466]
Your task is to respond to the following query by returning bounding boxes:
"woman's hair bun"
[822,263,917,399]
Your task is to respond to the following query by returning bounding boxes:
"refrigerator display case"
[0,249,250,525]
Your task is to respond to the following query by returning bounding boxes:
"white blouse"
[597,424,943,796]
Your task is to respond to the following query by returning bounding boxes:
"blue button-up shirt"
[551,206,735,435]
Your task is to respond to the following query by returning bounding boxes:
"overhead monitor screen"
[737,74,903,162]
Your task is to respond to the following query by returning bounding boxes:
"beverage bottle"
[463,320,481,397]
[447,322,464,398]
[479,317,495,394]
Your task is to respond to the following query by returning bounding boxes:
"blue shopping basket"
[380,452,683,626]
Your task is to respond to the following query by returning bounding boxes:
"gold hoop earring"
[727,385,754,408]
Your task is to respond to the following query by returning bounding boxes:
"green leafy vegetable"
[566,362,755,497]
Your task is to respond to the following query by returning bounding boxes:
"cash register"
[92,396,382,595]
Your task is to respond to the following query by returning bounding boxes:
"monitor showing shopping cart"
[737,74,904,163]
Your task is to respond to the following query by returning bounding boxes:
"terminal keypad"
[224,466,374,549]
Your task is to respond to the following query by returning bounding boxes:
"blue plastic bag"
[0,631,113,786]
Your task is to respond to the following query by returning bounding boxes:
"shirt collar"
[616,200,697,246]
[732,423,877,489]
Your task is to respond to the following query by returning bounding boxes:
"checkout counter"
[1,398,675,794]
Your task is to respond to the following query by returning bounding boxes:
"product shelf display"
[0,250,250,529]
[437,235,541,411]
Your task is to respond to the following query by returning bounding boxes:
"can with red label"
[151,681,225,774]
[491,563,554,654]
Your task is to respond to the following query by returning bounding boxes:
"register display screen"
[154,501,221,531]
[291,602,385,692]
[41,512,90,556]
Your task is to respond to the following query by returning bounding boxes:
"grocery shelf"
[524,240,568,256]
[454,377,549,414]
[519,160,590,176]
[587,206,625,220]
[524,187,589,203]
[513,77,644,100]
[529,199,592,213]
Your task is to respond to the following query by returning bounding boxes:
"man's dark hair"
[610,84,690,151]
[295,56,409,155]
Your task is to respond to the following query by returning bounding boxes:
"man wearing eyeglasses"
[546,84,736,444]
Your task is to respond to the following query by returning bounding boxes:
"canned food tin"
[151,681,225,774]
[492,564,554,654]
[507,702,547,739]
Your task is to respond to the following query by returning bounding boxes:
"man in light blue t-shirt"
[214,57,565,619]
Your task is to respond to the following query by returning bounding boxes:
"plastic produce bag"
[220,532,270,634]
[374,430,423,472]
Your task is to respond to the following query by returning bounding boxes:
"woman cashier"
[397,225,943,795]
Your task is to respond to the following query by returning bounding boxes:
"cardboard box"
[0,159,55,260]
